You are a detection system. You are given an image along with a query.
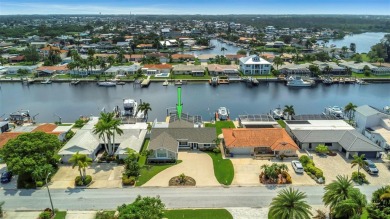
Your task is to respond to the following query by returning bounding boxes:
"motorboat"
[40,79,52,84]
[272,107,284,119]
[251,77,259,86]
[324,106,343,118]
[217,107,229,121]
[123,99,138,117]
[117,81,126,85]
[209,77,218,86]
[97,81,116,87]
[356,79,369,85]
[322,77,333,85]
[163,80,169,86]
[286,76,313,87]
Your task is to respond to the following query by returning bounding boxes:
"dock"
[141,76,151,87]
[70,80,81,85]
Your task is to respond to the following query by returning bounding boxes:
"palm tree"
[351,154,368,183]
[221,47,227,56]
[93,112,123,156]
[283,105,295,120]
[312,209,326,219]
[377,58,384,66]
[138,102,152,120]
[69,152,92,181]
[273,56,283,70]
[323,65,333,76]
[333,188,367,218]
[344,102,357,123]
[323,175,354,212]
[268,188,312,219]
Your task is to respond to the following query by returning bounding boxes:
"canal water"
[184,39,241,56]
[0,82,389,123]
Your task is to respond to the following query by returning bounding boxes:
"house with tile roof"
[142,64,173,75]
[222,128,299,157]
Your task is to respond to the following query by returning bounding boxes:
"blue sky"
[0,0,389,15]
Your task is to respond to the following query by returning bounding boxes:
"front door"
[191,143,198,149]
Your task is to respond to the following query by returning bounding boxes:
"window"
[156,149,166,158]
[324,143,332,147]
[203,144,210,147]
[179,141,188,146]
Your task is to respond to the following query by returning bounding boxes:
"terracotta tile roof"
[124,54,144,59]
[32,123,57,132]
[222,128,299,151]
[171,54,194,59]
[94,54,117,58]
[37,65,68,71]
[41,46,60,51]
[143,64,173,69]
[9,55,25,61]
[0,132,22,148]
[137,44,153,48]
[225,54,246,60]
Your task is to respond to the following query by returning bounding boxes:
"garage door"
[358,152,377,159]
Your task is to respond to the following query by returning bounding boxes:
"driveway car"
[1,171,13,183]
[291,160,304,174]
[363,159,379,175]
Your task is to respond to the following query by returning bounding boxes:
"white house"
[239,55,271,75]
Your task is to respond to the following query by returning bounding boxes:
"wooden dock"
[141,76,151,87]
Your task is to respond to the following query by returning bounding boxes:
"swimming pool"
[155,73,170,78]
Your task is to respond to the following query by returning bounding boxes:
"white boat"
[97,81,116,87]
[322,77,333,85]
[324,106,343,118]
[217,107,229,121]
[123,99,138,117]
[384,106,390,113]
[40,79,52,84]
[272,107,284,119]
[356,79,369,85]
[210,77,218,86]
[286,76,313,87]
[163,80,169,86]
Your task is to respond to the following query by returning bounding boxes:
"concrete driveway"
[312,153,390,185]
[3,211,41,219]
[230,156,314,186]
[142,151,220,187]
[50,163,124,189]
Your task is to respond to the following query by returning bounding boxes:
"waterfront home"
[104,65,141,76]
[279,63,312,77]
[371,67,390,76]
[5,65,37,74]
[338,61,376,74]
[36,65,69,76]
[265,41,285,48]
[144,53,169,63]
[8,55,25,63]
[197,54,217,63]
[125,54,144,62]
[58,117,147,162]
[207,64,239,76]
[172,64,205,76]
[260,53,275,62]
[142,64,172,75]
[285,119,383,159]
[159,39,178,47]
[40,46,68,59]
[0,122,9,133]
[239,55,271,75]
[312,61,348,76]
[221,128,299,157]
[238,114,279,128]
[171,54,195,62]
[354,105,390,150]
[225,54,246,62]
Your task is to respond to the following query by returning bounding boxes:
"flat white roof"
[371,126,390,143]
[287,120,354,131]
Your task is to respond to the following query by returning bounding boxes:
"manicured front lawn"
[277,120,286,128]
[53,211,67,219]
[138,139,150,167]
[205,121,235,136]
[136,160,182,186]
[164,209,233,219]
[205,152,234,185]
[352,72,390,78]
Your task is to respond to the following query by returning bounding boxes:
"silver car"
[291,160,304,174]
[363,160,379,175]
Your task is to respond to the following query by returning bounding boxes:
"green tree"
[93,112,123,156]
[315,145,329,155]
[0,132,61,181]
[268,188,312,219]
[363,65,371,76]
[309,64,320,76]
[283,105,295,120]
[22,46,40,64]
[117,195,165,219]
[351,154,368,183]
[344,102,357,123]
[69,152,92,181]
[31,164,55,183]
[333,188,367,218]
[323,175,355,215]
[273,56,283,70]
[377,58,384,66]
[236,49,247,55]
[221,47,227,56]
[353,54,363,63]
[137,102,152,120]
[17,68,29,76]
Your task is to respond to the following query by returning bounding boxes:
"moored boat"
[163,80,169,86]
[97,81,117,87]
[286,76,314,87]
[324,106,343,118]
[217,107,229,121]
[40,79,52,84]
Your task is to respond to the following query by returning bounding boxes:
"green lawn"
[205,152,234,185]
[136,160,182,186]
[164,209,233,219]
[205,121,236,136]
[54,211,67,219]
[277,120,286,128]
[352,72,390,79]
[138,139,150,167]
[252,75,277,79]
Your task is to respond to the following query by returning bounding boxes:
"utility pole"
[45,172,54,216]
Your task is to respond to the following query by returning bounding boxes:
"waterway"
[184,39,241,56]
[0,82,389,123]
[317,32,388,54]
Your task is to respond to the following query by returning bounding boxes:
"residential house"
[312,61,348,76]
[354,105,390,150]
[222,128,299,157]
[172,64,205,76]
[0,122,9,133]
[5,66,37,74]
[197,54,217,63]
[279,63,312,77]
[30,42,48,48]
[238,114,279,128]
[136,44,154,50]
[142,64,172,75]
[225,54,246,62]
[125,54,144,62]
[171,54,195,62]
[36,65,69,76]
[8,55,25,63]
[207,64,239,76]
[371,67,390,76]
[104,65,141,76]
[144,53,169,63]
[239,55,271,75]
[285,120,383,159]
[339,61,376,74]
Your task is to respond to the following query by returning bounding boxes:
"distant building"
[239,55,271,75]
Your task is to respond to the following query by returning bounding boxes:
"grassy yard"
[53,211,67,219]
[136,160,182,186]
[277,120,286,128]
[138,139,150,167]
[205,121,236,136]
[352,72,390,78]
[164,209,233,219]
[205,151,234,185]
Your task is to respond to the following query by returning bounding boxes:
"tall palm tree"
[333,188,367,218]
[138,102,152,120]
[351,154,368,183]
[93,112,123,156]
[283,105,295,120]
[273,56,283,70]
[344,102,357,122]
[221,47,227,56]
[69,152,92,181]
[323,175,354,212]
[268,188,312,219]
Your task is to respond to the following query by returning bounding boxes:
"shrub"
[213,147,221,154]
[299,155,311,166]
[352,171,368,184]
[315,145,329,154]
[75,176,83,186]
[314,169,324,178]
[36,181,44,187]
[96,211,115,219]
[84,175,92,185]
[65,130,75,140]
[39,211,51,219]
[122,175,136,186]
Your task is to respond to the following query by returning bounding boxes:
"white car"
[291,160,304,174]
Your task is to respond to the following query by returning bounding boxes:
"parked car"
[1,171,13,183]
[363,159,379,175]
[291,160,304,174]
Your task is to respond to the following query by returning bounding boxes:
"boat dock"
[141,76,151,87]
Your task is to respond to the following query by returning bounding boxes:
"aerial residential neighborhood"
[0,2,390,219]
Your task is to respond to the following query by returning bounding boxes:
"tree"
[273,56,283,70]
[268,188,312,219]
[17,68,29,76]
[0,132,61,181]
[350,43,356,53]
[353,54,363,63]
[283,105,295,120]
[178,173,187,184]
[309,64,320,76]
[69,152,92,181]
[221,47,227,56]
[22,46,40,64]
[315,145,329,155]
[323,175,355,214]
[351,154,368,183]
[363,65,371,76]
[117,195,165,219]
[341,46,348,54]
[138,102,152,120]
[377,58,384,66]
[93,112,123,156]
[312,209,326,219]
[236,49,247,55]
[323,65,333,76]
[31,164,55,183]
[344,102,357,123]
[333,188,367,218]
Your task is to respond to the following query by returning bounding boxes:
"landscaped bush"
[213,147,221,154]
[96,211,115,219]
[84,175,92,185]
[352,171,369,184]
[122,175,136,186]
[36,181,43,187]
[39,211,51,219]
[75,175,92,186]
[299,155,325,182]
[299,155,311,166]
[17,173,36,189]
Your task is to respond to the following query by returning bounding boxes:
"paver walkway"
[143,151,220,187]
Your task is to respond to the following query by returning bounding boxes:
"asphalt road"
[0,185,381,210]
